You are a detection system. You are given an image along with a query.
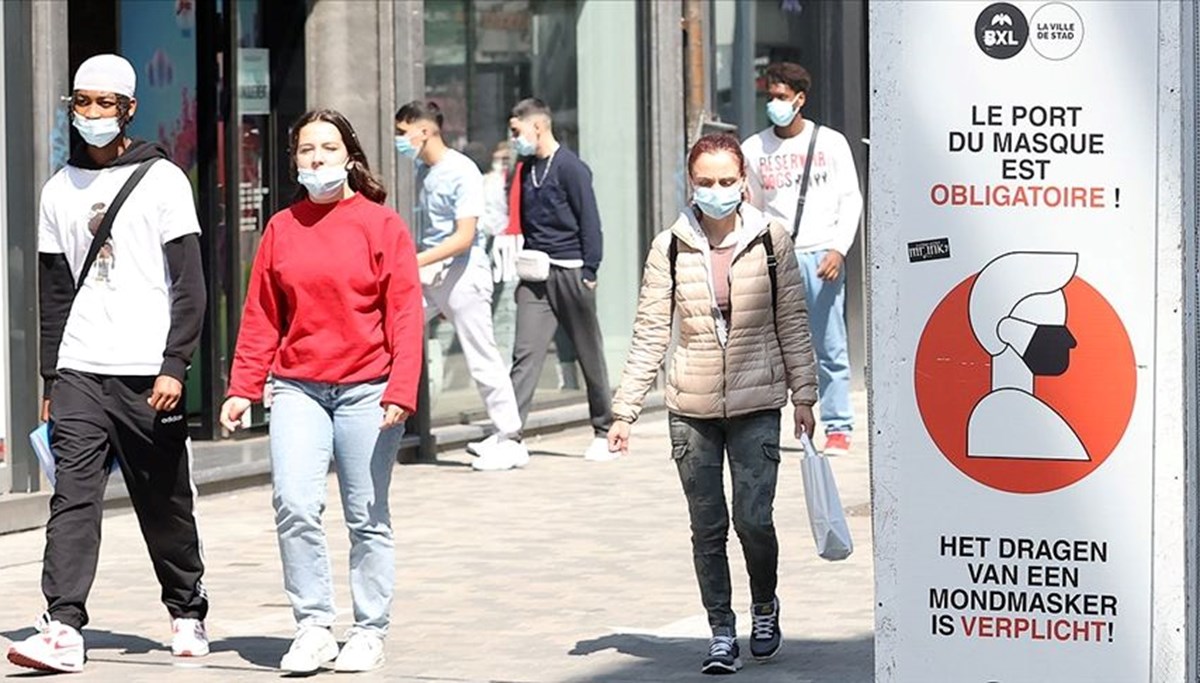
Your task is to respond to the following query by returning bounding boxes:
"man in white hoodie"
[741,62,863,456]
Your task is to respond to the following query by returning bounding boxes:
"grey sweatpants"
[509,266,613,436]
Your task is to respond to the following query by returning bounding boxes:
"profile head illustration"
[969,251,1079,387]
[966,252,1089,461]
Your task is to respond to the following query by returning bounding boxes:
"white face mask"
[491,159,507,174]
[297,165,349,202]
[73,116,122,148]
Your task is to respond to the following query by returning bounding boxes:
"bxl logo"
[975,3,1029,60]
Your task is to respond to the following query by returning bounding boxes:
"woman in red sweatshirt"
[219,110,422,674]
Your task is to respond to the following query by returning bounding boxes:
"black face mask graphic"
[1021,324,1077,376]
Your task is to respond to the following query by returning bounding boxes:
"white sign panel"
[238,48,270,116]
[871,2,1157,681]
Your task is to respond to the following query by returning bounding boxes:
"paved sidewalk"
[0,398,874,682]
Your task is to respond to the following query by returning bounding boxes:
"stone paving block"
[0,398,874,682]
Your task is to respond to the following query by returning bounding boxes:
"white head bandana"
[73,54,136,98]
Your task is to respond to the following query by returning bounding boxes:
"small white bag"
[799,434,854,561]
[515,249,551,282]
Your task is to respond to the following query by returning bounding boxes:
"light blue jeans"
[796,250,853,434]
[268,377,405,635]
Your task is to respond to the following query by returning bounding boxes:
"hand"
[491,234,521,284]
[607,420,631,456]
[40,399,51,423]
[816,250,845,281]
[794,404,816,440]
[148,375,184,412]
[220,396,252,431]
[382,403,410,429]
[582,279,597,290]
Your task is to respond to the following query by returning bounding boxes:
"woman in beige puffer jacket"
[606,134,818,674]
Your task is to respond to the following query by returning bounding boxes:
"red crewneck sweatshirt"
[228,193,423,412]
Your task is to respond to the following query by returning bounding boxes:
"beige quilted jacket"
[611,205,818,422]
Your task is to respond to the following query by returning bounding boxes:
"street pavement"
[0,395,874,682]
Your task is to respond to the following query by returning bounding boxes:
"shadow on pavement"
[568,633,873,683]
[209,636,291,670]
[527,450,583,459]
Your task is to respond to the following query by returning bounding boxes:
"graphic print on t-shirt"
[755,151,827,191]
[86,202,115,285]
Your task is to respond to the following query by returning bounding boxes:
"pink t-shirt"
[710,244,736,322]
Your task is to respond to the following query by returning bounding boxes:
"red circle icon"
[914,265,1136,494]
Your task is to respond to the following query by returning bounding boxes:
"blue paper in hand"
[29,423,55,489]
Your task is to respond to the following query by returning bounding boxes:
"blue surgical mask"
[394,135,420,160]
[297,165,349,202]
[766,97,799,127]
[693,185,742,219]
[512,135,537,157]
[73,116,122,148]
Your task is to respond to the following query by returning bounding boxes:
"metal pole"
[682,0,707,149]
[731,0,756,136]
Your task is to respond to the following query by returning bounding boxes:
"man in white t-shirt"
[742,62,863,456]
[7,54,209,674]
[394,101,528,472]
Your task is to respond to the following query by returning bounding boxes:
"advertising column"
[869,2,1163,681]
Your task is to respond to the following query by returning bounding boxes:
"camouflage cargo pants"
[669,409,781,635]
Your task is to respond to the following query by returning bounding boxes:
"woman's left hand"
[382,403,410,429]
[794,404,816,440]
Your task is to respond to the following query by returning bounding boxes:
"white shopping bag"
[29,423,56,489]
[799,434,853,561]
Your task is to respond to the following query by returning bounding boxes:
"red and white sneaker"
[6,613,85,673]
[823,432,851,457]
[171,618,209,657]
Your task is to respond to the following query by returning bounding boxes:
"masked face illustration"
[1022,324,1077,376]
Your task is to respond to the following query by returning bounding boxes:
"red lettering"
[931,184,949,205]
[961,616,977,636]
[995,617,1014,639]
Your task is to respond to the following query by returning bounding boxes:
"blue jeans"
[268,377,404,635]
[796,250,853,434]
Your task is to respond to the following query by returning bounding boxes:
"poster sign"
[871,2,1157,681]
[238,48,271,116]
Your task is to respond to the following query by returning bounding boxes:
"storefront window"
[119,0,202,420]
[422,0,643,427]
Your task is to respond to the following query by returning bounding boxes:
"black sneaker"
[701,635,742,675]
[750,597,782,660]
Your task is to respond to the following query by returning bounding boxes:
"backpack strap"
[76,158,160,291]
[670,230,777,317]
[668,233,679,320]
[762,230,778,312]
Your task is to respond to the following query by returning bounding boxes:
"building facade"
[0,0,868,496]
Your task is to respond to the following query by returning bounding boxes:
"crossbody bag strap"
[790,124,821,241]
[77,158,160,292]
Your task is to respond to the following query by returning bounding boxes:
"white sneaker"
[471,439,530,471]
[6,613,85,673]
[333,629,384,672]
[171,617,209,657]
[584,436,619,462]
[465,433,500,457]
[279,624,339,674]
